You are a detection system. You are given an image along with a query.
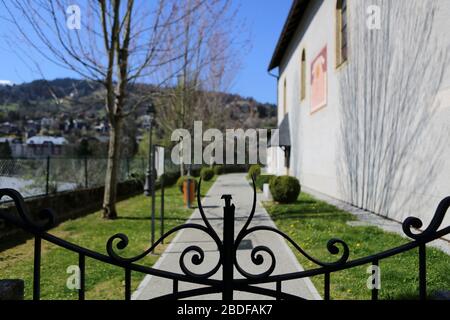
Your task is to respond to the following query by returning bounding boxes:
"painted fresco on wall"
[310,46,328,113]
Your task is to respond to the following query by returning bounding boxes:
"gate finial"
[221,194,233,208]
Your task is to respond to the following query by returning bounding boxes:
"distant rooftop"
[26,136,68,145]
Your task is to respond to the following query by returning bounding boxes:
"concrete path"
[133,173,321,300]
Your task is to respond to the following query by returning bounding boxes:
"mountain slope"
[0,78,277,129]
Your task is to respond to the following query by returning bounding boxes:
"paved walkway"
[133,173,321,300]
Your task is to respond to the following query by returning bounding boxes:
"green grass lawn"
[0,177,216,300]
[264,193,450,300]
[0,103,19,112]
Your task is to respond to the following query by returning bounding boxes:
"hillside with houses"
[0,78,277,159]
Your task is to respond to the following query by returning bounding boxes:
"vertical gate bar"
[173,280,178,294]
[78,254,85,300]
[222,195,235,301]
[419,244,427,300]
[33,236,41,301]
[125,268,131,300]
[45,156,50,195]
[151,146,156,250]
[371,260,379,301]
[324,272,330,301]
[276,281,282,301]
[160,175,165,244]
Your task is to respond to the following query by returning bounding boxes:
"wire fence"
[0,157,151,200]
[0,145,215,202]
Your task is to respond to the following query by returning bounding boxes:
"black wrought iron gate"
[0,180,449,300]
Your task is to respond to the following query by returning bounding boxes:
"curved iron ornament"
[0,179,449,301]
[0,189,56,232]
[106,179,224,280]
[106,178,350,282]
[402,197,450,240]
[233,179,350,280]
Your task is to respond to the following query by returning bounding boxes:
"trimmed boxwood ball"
[160,171,180,187]
[269,176,301,203]
[247,164,261,180]
[176,176,198,193]
[190,167,202,177]
[200,167,215,181]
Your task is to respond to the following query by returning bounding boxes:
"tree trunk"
[103,117,122,219]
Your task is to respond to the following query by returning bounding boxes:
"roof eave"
[268,0,311,71]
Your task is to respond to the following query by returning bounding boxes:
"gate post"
[221,195,235,301]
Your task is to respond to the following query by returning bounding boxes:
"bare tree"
[337,0,449,218]
[153,0,248,173]
[1,0,208,218]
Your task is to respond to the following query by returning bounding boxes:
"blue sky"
[0,0,292,104]
[231,0,292,103]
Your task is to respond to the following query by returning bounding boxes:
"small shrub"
[200,167,214,181]
[176,176,198,193]
[247,164,261,180]
[255,175,275,191]
[214,165,225,175]
[190,166,202,177]
[160,171,180,187]
[213,164,248,175]
[269,176,301,204]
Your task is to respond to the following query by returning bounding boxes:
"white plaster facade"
[268,0,450,237]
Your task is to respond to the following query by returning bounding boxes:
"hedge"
[200,167,215,181]
[247,164,261,180]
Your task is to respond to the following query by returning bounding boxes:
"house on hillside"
[267,0,450,233]
[0,122,20,135]
[22,136,68,157]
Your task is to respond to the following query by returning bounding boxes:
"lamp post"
[144,102,156,196]
[150,143,156,249]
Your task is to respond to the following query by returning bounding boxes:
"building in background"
[267,0,450,233]
[7,136,68,158]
